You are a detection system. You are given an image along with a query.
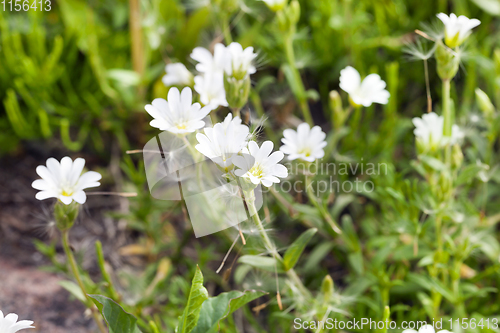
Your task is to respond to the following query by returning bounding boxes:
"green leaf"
[283,228,317,270]
[177,266,209,333]
[238,255,285,273]
[59,281,86,302]
[89,295,142,333]
[191,290,267,333]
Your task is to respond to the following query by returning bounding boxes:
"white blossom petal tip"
[280,122,327,162]
[412,112,463,152]
[195,113,250,169]
[32,157,101,205]
[0,311,35,332]
[437,13,480,48]
[339,66,390,107]
[145,87,213,134]
[162,63,194,87]
[234,140,288,187]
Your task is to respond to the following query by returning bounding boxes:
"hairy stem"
[245,190,311,300]
[62,230,107,333]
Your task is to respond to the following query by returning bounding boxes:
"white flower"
[190,43,227,74]
[145,87,213,134]
[412,112,463,151]
[234,141,288,187]
[339,66,390,107]
[224,42,257,79]
[32,157,101,205]
[280,123,327,162]
[437,13,480,48]
[403,324,452,333]
[162,63,194,87]
[194,72,228,108]
[0,311,34,333]
[262,0,287,11]
[195,114,250,169]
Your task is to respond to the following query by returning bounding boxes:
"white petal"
[339,66,361,94]
[72,191,87,204]
[35,190,57,201]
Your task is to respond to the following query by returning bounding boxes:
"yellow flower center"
[62,189,74,196]
[249,164,264,179]
[298,147,312,157]
[176,123,187,130]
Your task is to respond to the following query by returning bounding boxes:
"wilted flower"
[32,157,101,205]
[234,141,288,187]
[436,13,480,48]
[194,72,228,108]
[162,63,194,87]
[0,311,34,333]
[412,112,463,152]
[145,87,213,134]
[224,42,257,80]
[280,123,327,162]
[339,66,390,107]
[403,324,452,333]
[195,114,250,169]
[190,43,227,74]
[262,0,287,11]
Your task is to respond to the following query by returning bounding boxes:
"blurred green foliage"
[5,0,500,332]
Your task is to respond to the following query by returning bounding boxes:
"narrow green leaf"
[59,280,86,302]
[191,290,267,333]
[238,255,285,273]
[89,295,142,333]
[283,228,317,270]
[177,266,209,333]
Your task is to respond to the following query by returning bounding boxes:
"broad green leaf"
[283,228,317,270]
[89,295,142,333]
[191,290,267,333]
[177,266,209,333]
[238,255,285,273]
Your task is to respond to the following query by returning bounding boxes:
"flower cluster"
[159,42,257,112]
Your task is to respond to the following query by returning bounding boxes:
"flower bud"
[452,143,463,170]
[321,274,334,301]
[224,74,251,111]
[475,88,495,120]
[276,0,300,33]
[288,0,301,26]
[435,41,460,81]
[329,90,346,129]
[54,201,80,231]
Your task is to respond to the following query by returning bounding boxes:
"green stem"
[62,230,107,333]
[305,175,342,235]
[442,79,452,165]
[245,190,311,299]
[222,15,232,44]
[284,34,313,126]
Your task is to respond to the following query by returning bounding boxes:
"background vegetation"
[2,0,500,332]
